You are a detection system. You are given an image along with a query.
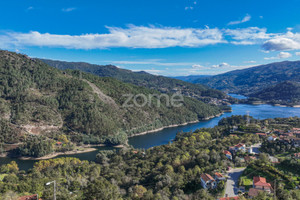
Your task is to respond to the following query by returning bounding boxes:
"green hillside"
[0,50,222,157]
[41,59,231,103]
[249,81,300,106]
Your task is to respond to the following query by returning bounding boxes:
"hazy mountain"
[249,81,300,105]
[172,75,211,82]
[193,61,300,95]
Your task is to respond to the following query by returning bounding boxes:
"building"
[256,133,267,137]
[229,143,246,152]
[294,152,300,159]
[267,135,277,141]
[235,143,246,152]
[253,177,272,192]
[224,150,232,160]
[215,172,226,182]
[247,147,253,154]
[200,173,216,189]
[18,194,39,200]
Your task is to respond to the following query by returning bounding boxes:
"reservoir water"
[1,102,300,171]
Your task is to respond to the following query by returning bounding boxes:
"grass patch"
[0,174,8,181]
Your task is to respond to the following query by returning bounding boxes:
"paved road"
[224,168,245,198]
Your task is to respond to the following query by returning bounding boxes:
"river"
[1,101,300,171]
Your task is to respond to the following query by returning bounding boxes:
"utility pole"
[274,179,276,200]
[246,111,250,126]
[46,180,56,200]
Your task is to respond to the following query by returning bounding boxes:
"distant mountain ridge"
[249,81,300,106]
[193,60,300,95]
[172,75,211,82]
[41,59,231,103]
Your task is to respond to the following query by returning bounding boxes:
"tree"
[83,178,121,200]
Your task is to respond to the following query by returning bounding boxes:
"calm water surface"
[1,99,300,170]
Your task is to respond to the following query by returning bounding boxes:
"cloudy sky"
[1,0,300,76]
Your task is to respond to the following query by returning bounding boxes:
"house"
[292,138,300,147]
[215,172,226,182]
[224,150,232,160]
[230,126,238,133]
[294,152,300,159]
[253,177,272,192]
[268,156,279,163]
[56,142,62,146]
[200,173,216,189]
[256,133,267,137]
[235,143,246,152]
[18,194,39,200]
[267,136,277,141]
[247,147,253,154]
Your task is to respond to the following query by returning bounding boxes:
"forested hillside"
[0,50,222,157]
[194,61,300,95]
[249,81,300,106]
[41,59,231,103]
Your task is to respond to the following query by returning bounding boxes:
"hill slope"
[194,61,300,95]
[249,81,300,105]
[41,59,231,103]
[0,50,222,157]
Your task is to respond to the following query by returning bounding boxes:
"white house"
[200,173,217,189]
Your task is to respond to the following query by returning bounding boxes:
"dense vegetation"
[0,50,223,158]
[41,59,231,102]
[0,115,259,199]
[194,60,300,95]
[1,115,300,199]
[249,81,300,106]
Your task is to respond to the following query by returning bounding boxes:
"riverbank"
[1,143,125,161]
[18,147,98,160]
[129,113,224,137]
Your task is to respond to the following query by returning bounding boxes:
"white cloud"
[228,14,251,26]
[192,64,204,69]
[295,52,300,56]
[211,62,230,68]
[27,6,34,11]
[0,25,226,49]
[1,25,300,52]
[264,52,292,60]
[111,60,196,66]
[185,6,194,10]
[225,27,273,45]
[62,7,76,12]
[244,60,257,64]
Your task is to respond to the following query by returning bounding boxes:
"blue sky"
[1,0,300,76]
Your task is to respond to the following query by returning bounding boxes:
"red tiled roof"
[215,172,224,178]
[235,143,244,148]
[18,194,38,200]
[219,196,239,200]
[253,177,271,187]
[201,173,215,182]
[294,153,300,157]
[256,133,267,136]
[224,150,232,155]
